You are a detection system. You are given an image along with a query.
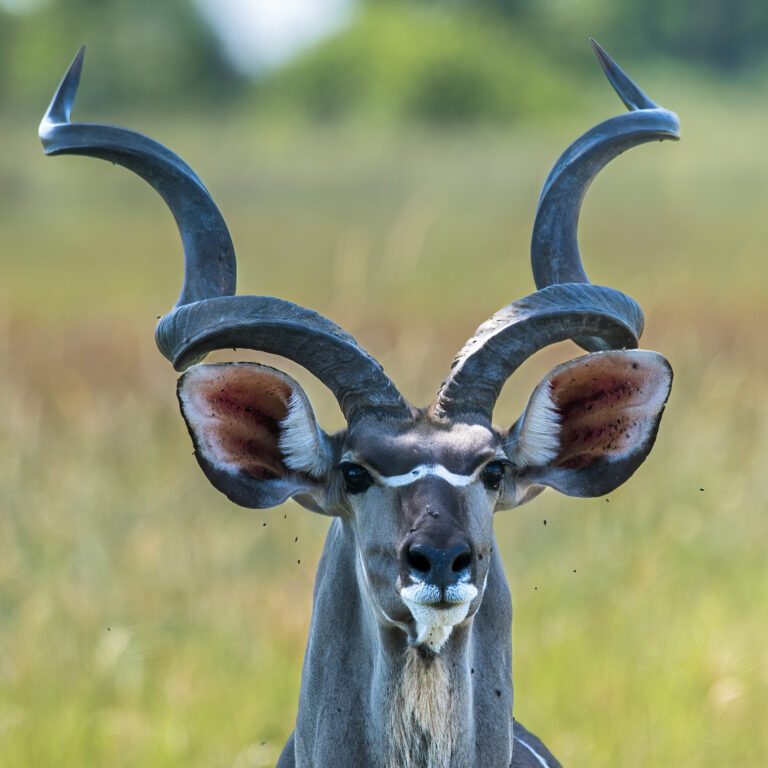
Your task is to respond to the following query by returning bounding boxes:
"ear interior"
[550,351,670,469]
[507,350,672,497]
[180,363,292,480]
[177,362,332,508]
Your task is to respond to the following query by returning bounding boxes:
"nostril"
[406,548,431,574]
[452,551,472,573]
[403,542,473,585]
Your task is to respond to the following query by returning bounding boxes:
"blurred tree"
[3,0,766,122]
[621,0,768,70]
[0,0,242,110]
[258,2,576,125]
[401,0,768,71]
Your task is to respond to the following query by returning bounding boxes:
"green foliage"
[0,0,241,111]
[2,0,768,127]
[411,0,768,71]
[617,0,768,69]
[254,4,577,125]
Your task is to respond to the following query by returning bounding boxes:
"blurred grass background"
[1,0,768,766]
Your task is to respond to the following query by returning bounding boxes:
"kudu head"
[41,42,678,654]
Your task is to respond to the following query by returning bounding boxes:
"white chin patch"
[400,582,478,654]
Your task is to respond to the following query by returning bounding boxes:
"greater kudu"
[40,41,678,767]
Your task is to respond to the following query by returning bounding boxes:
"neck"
[293,519,514,768]
[383,638,470,767]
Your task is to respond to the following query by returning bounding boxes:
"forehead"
[344,416,500,476]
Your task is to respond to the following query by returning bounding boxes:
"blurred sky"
[0,0,48,12]
[196,0,356,73]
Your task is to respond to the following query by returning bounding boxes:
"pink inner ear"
[549,356,664,470]
[183,366,293,481]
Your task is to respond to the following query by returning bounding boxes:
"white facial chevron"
[379,464,478,487]
[339,462,485,488]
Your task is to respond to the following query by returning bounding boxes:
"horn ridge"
[432,283,641,420]
[531,41,679,297]
[39,46,237,308]
[157,297,410,421]
[435,42,678,421]
[41,48,410,423]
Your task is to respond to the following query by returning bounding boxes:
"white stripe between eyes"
[514,734,550,767]
[376,463,478,488]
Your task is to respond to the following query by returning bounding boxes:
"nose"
[403,542,472,590]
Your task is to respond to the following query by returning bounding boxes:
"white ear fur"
[506,380,561,468]
[279,388,333,479]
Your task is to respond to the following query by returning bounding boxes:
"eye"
[340,462,374,494]
[481,461,506,491]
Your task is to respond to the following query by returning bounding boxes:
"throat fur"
[387,647,456,768]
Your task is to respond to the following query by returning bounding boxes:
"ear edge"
[193,447,318,509]
[176,362,336,511]
[505,350,672,499]
[520,399,667,498]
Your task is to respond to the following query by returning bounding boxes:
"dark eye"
[340,462,374,494]
[481,461,506,491]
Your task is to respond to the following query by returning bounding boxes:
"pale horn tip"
[40,45,86,144]
[589,38,658,112]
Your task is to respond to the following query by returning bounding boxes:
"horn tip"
[589,37,606,57]
[40,45,86,142]
[589,38,618,76]
[589,38,616,80]
[589,38,658,112]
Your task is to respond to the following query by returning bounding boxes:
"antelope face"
[340,417,503,651]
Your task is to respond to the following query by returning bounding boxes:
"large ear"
[504,350,672,498]
[177,362,337,511]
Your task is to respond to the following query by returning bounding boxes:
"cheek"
[351,491,402,580]
[355,522,412,623]
[362,547,401,602]
[463,487,496,540]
